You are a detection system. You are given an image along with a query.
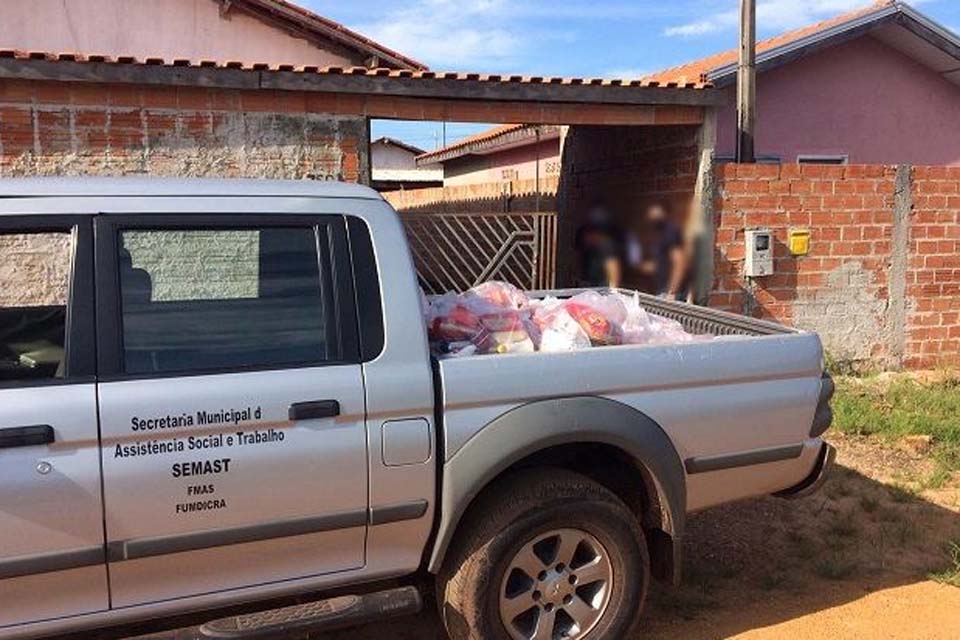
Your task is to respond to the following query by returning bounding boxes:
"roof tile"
[646,0,894,85]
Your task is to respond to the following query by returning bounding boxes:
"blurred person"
[642,201,689,301]
[574,203,625,288]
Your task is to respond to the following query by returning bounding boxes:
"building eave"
[0,55,724,107]
[708,3,960,86]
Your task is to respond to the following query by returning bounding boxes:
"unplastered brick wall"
[711,163,960,370]
[0,80,368,181]
[906,167,960,368]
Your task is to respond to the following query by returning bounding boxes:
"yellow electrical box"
[789,228,811,256]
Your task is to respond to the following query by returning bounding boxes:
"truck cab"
[1,179,437,638]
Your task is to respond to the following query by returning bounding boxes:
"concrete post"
[692,108,718,306]
[888,164,912,368]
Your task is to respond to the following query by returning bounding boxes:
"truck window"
[117,227,339,375]
[0,231,73,382]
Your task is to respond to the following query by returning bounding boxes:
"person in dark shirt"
[574,204,624,288]
[643,202,689,300]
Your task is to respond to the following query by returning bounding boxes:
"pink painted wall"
[0,0,359,67]
[443,138,561,187]
[716,36,960,166]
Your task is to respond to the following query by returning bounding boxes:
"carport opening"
[369,119,703,295]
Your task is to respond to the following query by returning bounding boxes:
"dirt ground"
[125,433,960,640]
[325,433,960,640]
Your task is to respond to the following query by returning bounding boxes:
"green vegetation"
[815,552,858,580]
[832,374,960,478]
[929,540,960,588]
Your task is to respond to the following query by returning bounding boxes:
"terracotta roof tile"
[0,50,715,90]
[417,124,557,164]
[646,1,895,85]
[234,0,428,71]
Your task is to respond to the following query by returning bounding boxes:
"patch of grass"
[929,540,960,588]
[826,511,860,539]
[760,571,789,591]
[888,482,919,503]
[816,552,858,580]
[921,467,953,491]
[892,520,918,546]
[825,479,852,500]
[787,531,817,561]
[832,375,960,475]
[859,494,880,514]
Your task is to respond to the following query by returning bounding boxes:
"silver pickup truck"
[0,179,834,640]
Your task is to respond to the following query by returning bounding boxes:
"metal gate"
[399,211,557,294]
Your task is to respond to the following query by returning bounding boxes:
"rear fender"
[426,396,686,574]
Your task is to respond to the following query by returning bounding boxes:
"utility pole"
[737,0,757,163]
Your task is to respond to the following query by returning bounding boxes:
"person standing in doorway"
[574,203,625,288]
[643,201,689,301]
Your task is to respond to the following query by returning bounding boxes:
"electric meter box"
[744,229,774,277]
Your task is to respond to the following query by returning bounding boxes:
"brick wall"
[711,163,960,369]
[0,79,368,181]
[907,167,960,368]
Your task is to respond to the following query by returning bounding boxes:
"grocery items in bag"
[560,291,627,346]
[425,281,708,357]
[537,308,592,352]
[468,281,529,309]
[427,286,535,355]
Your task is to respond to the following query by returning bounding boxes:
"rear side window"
[0,232,73,382]
[118,226,339,375]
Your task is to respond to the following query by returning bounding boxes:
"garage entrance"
[0,57,722,296]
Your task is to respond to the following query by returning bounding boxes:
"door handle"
[0,425,55,449]
[288,400,341,421]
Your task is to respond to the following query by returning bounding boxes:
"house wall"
[372,143,418,171]
[0,79,368,181]
[0,0,361,68]
[715,36,960,166]
[712,163,960,370]
[443,139,561,187]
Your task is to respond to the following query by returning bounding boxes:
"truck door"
[0,217,107,627]
[94,214,369,607]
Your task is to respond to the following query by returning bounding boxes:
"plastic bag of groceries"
[559,291,627,346]
[530,297,592,352]
[467,281,529,310]
[426,282,708,357]
[427,291,534,356]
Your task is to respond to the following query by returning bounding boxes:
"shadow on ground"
[116,436,960,640]
[326,443,960,639]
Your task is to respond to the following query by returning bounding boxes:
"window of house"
[0,232,73,382]
[797,155,848,165]
[118,226,339,375]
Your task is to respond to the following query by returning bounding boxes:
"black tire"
[437,468,649,640]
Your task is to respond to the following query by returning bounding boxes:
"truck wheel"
[437,468,649,640]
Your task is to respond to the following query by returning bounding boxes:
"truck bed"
[435,289,826,512]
